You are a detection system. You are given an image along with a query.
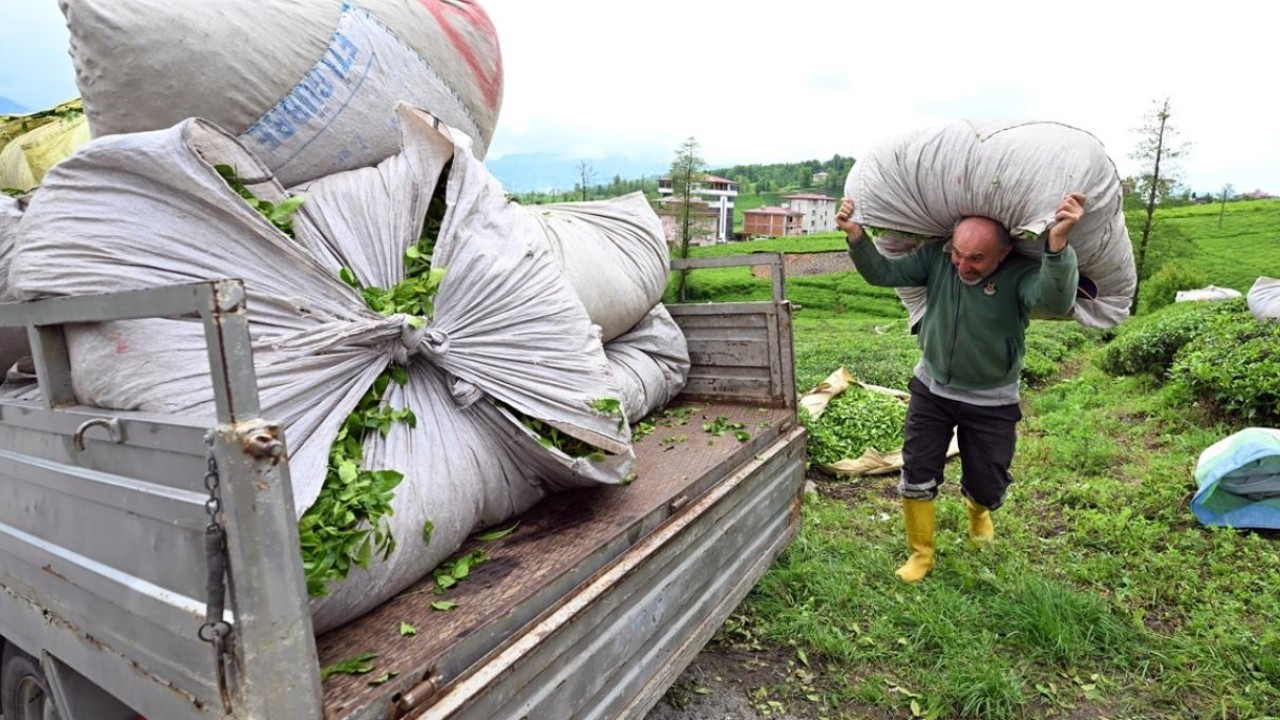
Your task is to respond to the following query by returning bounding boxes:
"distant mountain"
[485,152,668,193]
[0,97,29,114]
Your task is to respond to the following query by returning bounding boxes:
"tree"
[1218,183,1235,228]
[1129,97,1189,315]
[575,160,595,201]
[669,136,705,302]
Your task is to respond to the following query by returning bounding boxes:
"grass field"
[674,198,1280,718]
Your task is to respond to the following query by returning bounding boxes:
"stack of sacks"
[10,105,687,632]
[61,0,504,187]
[845,119,1137,329]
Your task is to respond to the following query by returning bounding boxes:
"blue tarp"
[1192,428,1280,529]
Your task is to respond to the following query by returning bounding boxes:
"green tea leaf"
[399,622,417,636]
[320,652,377,681]
[475,523,518,542]
[431,600,458,612]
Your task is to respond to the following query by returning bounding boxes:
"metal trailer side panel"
[412,426,806,720]
[0,281,324,720]
[0,410,226,719]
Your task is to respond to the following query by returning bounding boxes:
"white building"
[657,174,739,243]
[782,193,838,234]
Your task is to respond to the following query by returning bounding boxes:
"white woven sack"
[1175,285,1243,303]
[62,0,503,187]
[11,106,636,631]
[527,194,671,342]
[604,305,691,422]
[0,196,27,374]
[845,119,1137,329]
[1247,277,1280,322]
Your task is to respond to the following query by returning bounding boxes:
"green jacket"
[847,238,1079,389]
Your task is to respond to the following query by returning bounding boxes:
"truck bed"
[318,400,799,718]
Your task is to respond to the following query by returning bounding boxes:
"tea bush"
[1171,310,1280,423]
[1139,261,1208,315]
[1098,298,1246,377]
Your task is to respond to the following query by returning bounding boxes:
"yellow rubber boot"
[965,497,995,546]
[895,498,936,583]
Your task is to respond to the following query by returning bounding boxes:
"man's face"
[949,218,1011,285]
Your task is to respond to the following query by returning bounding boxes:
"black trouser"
[899,376,1022,510]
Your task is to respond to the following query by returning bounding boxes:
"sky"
[3,0,1277,195]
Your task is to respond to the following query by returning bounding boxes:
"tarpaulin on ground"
[1192,427,1280,530]
[800,367,957,476]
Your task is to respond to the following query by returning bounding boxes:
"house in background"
[782,193,838,234]
[742,206,804,238]
[654,202,719,247]
[657,174,739,243]
[811,171,829,185]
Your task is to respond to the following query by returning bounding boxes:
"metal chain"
[198,434,234,714]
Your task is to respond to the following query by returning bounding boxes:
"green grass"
[690,197,1280,719]
[1132,198,1280,298]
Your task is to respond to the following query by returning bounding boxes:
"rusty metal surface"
[315,402,797,719]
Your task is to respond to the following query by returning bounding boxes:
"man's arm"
[837,197,931,288]
[1020,192,1085,315]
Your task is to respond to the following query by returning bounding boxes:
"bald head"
[948,216,1013,285]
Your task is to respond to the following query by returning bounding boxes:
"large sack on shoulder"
[527,193,670,341]
[62,0,502,187]
[11,106,632,632]
[0,195,27,374]
[1248,277,1280,322]
[845,119,1137,329]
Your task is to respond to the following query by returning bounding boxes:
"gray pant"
[899,376,1022,510]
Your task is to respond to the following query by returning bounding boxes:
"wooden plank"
[685,339,770,368]
[669,255,781,271]
[776,302,797,410]
[766,298,784,398]
[677,325,767,343]
[668,303,774,320]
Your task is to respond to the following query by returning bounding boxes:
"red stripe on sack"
[415,0,503,112]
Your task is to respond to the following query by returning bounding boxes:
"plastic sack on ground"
[845,119,1137,329]
[63,0,502,187]
[604,305,691,422]
[0,195,27,374]
[10,105,635,632]
[0,112,91,192]
[1247,277,1280,322]
[527,194,670,341]
[1192,428,1280,529]
[1175,285,1243,303]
